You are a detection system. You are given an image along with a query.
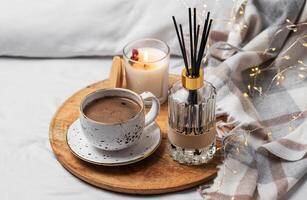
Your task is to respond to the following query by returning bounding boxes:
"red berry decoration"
[130,49,139,61]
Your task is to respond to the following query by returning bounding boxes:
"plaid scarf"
[201,0,307,199]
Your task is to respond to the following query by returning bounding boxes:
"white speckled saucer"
[67,120,161,166]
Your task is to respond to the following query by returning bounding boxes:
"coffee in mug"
[83,97,141,124]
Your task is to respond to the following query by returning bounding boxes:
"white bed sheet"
[0,57,306,200]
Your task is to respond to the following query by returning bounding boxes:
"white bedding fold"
[0,0,192,57]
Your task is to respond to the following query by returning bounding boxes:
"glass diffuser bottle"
[168,68,216,165]
[170,8,216,165]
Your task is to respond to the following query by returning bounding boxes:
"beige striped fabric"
[201,0,307,199]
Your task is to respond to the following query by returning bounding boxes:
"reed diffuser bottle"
[169,8,216,165]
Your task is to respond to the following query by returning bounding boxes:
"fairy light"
[292,28,297,32]
[296,60,307,79]
[244,138,248,146]
[286,18,298,32]
[267,132,272,140]
[282,55,291,60]
[285,110,306,135]
[253,86,263,95]
[298,60,307,67]
[288,125,293,131]
[249,67,261,77]
[298,74,305,79]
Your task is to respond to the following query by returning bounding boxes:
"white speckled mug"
[79,88,160,151]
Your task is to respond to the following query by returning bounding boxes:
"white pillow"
[0,0,202,57]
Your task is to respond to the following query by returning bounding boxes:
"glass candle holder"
[168,71,217,165]
[123,38,170,104]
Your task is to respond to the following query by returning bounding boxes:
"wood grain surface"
[49,75,220,195]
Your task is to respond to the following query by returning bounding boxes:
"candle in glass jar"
[123,39,170,104]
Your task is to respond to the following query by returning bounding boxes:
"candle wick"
[144,51,149,62]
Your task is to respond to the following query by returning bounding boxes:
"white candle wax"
[124,47,169,103]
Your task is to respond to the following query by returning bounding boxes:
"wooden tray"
[49,75,220,195]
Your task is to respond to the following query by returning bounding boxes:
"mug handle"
[140,92,160,127]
